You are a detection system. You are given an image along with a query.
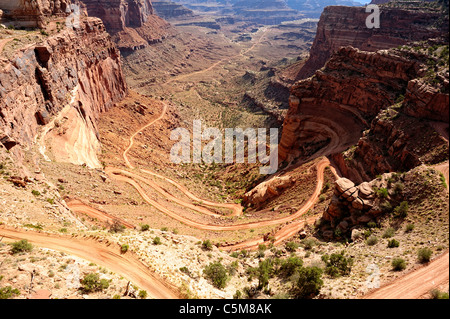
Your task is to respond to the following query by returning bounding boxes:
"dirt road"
[0,226,180,299]
[66,198,135,229]
[362,252,449,299]
[106,158,329,231]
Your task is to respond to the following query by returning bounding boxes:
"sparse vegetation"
[321,251,353,278]
[0,286,20,299]
[417,247,433,263]
[80,273,110,293]
[392,258,407,271]
[203,261,229,289]
[10,239,33,254]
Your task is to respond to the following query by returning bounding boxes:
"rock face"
[152,0,194,20]
[79,0,175,51]
[320,163,447,241]
[243,175,296,209]
[295,5,448,80]
[0,18,128,166]
[278,46,425,164]
[0,0,73,27]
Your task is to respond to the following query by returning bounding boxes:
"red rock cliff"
[296,5,447,80]
[0,18,128,154]
[79,0,175,51]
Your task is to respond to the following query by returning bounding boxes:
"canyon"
[0,0,448,304]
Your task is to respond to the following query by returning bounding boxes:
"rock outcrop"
[0,0,74,27]
[278,46,426,164]
[0,18,128,167]
[243,175,296,209]
[295,4,448,80]
[79,0,175,51]
[320,163,447,241]
[152,0,194,20]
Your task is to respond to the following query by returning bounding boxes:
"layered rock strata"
[0,18,128,167]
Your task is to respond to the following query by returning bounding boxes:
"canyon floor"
[0,13,449,301]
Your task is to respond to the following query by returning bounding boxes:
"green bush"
[256,259,274,289]
[393,201,409,218]
[0,286,20,299]
[278,256,303,278]
[141,224,150,231]
[120,244,129,254]
[138,290,148,299]
[430,289,449,299]
[376,187,389,198]
[202,239,213,251]
[203,262,229,289]
[405,223,415,233]
[321,251,353,278]
[301,238,317,250]
[392,258,406,271]
[366,236,378,246]
[387,239,400,248]
[153,237,161,245]
[10,239,33,254]
[418,247,433,263]
[285,242,299,252]
[292,266,323,299]
[383,227,396,238]
[80,273,110,293]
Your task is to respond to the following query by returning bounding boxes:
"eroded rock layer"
[296,5,448,80]
[0,18,128,164]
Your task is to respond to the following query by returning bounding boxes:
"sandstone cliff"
[279,46,430,164]
[79,0,175,51]
[296,4,448,80]
[0,0,74,27]
[0,18,128,167]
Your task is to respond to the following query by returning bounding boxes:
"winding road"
[0,226,180,299]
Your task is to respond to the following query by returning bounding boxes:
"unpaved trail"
[0,226,180,299]
[123,102,168,169]
[164,27,269,85]
[106,158,329,231]
[66,198,135,229]
[362,251,449,299]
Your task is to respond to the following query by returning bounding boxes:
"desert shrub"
[120,244,129,254]
[203,262,228,289]
[153,237,161,245]
[278,256,303,278]
[285,242,299,252]
[301,238,317,250]
[393,201,409,218]
[383,227,396,238]
[418,247,433,263]
[256,259,274,289]
[202,239,213,251]
[367,221,378,229]
[138,290,148,299]
[141,224,150,231]
[321,251,353,278]
[10,240,33,254]
[31,190,41,196]
[392,258,407,271]
[430,289,449,299]
[380,201,393,213]
[0,286,20,299]
[80,273,110,293]
[292,266,323,299]
[376,187,389,198]
[366,236,378,246]
[387,239,400,248]
[109,220,125,233]
[405,223,415,232]
[319,195,326,202]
